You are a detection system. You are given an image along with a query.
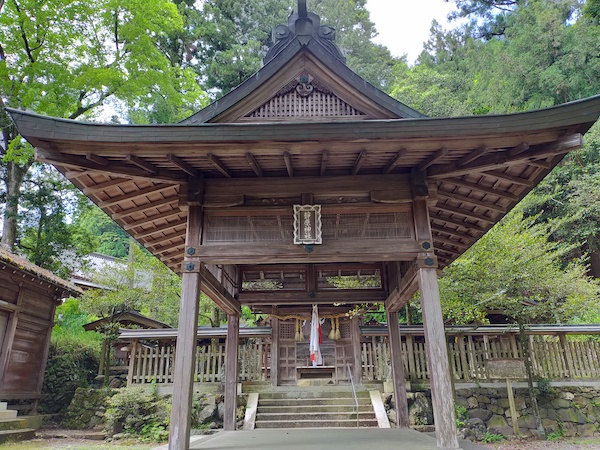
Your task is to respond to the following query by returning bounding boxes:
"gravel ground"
[483,437,600,449]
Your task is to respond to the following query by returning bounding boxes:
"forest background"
[1,0,600,341]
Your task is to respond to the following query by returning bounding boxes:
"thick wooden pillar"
[223,314,240,430]
[270,308,280,387]
[412,170,459,450]
[351,317,362,384]
[418,268,459,449]
[168,203,203,450]
[386,309,409,428]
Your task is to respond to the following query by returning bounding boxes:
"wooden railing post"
[387,309,409,428]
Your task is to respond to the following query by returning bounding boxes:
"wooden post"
[559,333,572,378]
[224,314,240,430]
[270,309,280,387]
[418,268,460,449]
[506,379,520,436]
[412,170,459,450]
[127,339,138,385]
[168,203,203,450]
[351,317,362,384]
[387,309,409,428]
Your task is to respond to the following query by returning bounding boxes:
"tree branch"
[13,0,36,63]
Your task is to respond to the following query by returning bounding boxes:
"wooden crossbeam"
[526,160,552,169]
[146,239,185,254]
[167,154,199,177]
[145,231,185,249]
[431,204,495,224]
[35,148,186,183]
[207,153,232,178]
[246,153,263,177]
[352,150,367,175]
[383,149,407,174]
[199,264,240,315]
[320,151,328,176]
[430,135,582,179]
[434,235,468,249]
[86,153,109,166]
[283,151,294,177]
[434,244,462,257]
[126,154,158,174]
[239,290,386,305]
[453,146,489,167]
[442,177,519,201]
[507,143,530,157]
[123,209,183,230]
[483,170,534,186]
[430,214,487,233]
[111,195,179,220]
[431,225,475,241]
[437,190,507,213]
[386,262,419,312]
[133,218,187,239]
[82,178,129,195]
[418,147,448,171]
[99,184,176,209]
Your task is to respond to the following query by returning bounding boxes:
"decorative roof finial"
[298,0,308,18]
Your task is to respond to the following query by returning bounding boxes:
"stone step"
[255,419,378,429]
[0,402,7,411]
[259,397,371,407]
[258,404,373,414]
[0,410,18,420]
[258,390,370,400]
[242,383,383,393]
[0,428,35,444]
[257,411,377,422]
[0,419,29,432]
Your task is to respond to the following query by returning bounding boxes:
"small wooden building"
[8,1,600,448]
[0,248,82,409]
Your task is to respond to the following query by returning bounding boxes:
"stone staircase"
[248,385,381,429]
[0,402,36,444]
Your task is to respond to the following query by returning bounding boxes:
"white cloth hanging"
[309,304,322,367]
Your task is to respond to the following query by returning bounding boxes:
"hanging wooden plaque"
[293,205,322,245]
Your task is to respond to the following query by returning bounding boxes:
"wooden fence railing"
[125,333,600,385]
[361,335,600,382]
[127,340,268,384]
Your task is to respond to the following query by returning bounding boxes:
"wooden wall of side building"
[0,269,57,395]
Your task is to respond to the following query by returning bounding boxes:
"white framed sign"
[293,205,322,245]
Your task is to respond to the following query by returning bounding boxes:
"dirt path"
[483,437,600,449]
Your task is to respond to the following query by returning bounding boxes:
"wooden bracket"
[184,246,201,258]
[181,261,201,273]
[415,255,438,269]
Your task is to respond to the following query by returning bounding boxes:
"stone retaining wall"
[456,385,600,439]
[384,385,600,441]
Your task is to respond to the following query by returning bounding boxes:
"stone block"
[498,399,510,409]
[467,397,478,408]
[551,398,571,409]
[476,395,491,404]
[563,422,578,437]
[558,408,585,424]
[517,414,538,430]
[469,408,492,422]
[486,414,508,432]
[541,418,559,433]
[578,423,598,437]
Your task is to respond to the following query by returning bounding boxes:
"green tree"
[17,165,96,277]
[439,212,600,325]
[0,0,207,252]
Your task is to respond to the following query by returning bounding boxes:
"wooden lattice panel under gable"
[244,73,369,121]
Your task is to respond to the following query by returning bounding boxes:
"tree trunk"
[1,160,29,251]
[590,251,600,279]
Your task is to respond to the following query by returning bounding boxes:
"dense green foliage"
[105,386,170,441]
[41,300,102,413]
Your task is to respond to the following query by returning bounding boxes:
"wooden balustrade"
[123,333,600,385]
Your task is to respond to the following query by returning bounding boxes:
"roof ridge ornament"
[263,1,345,64]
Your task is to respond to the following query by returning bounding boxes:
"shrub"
[455,405,469,428]
[40,335,101,414]
[105,385,170,442]
[482,432,505,443]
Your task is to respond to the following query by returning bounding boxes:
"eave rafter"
[111,195,180,220]
[167,154,200,177]
[98,184,176,209]
[133,218,187,240]
[246,153,263,177]
[36,148,186,183]
[207,153,232,178]
[283,151,294,177]
[429,134,582,179]
[351,150,367,175]
[383,149,407,174]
